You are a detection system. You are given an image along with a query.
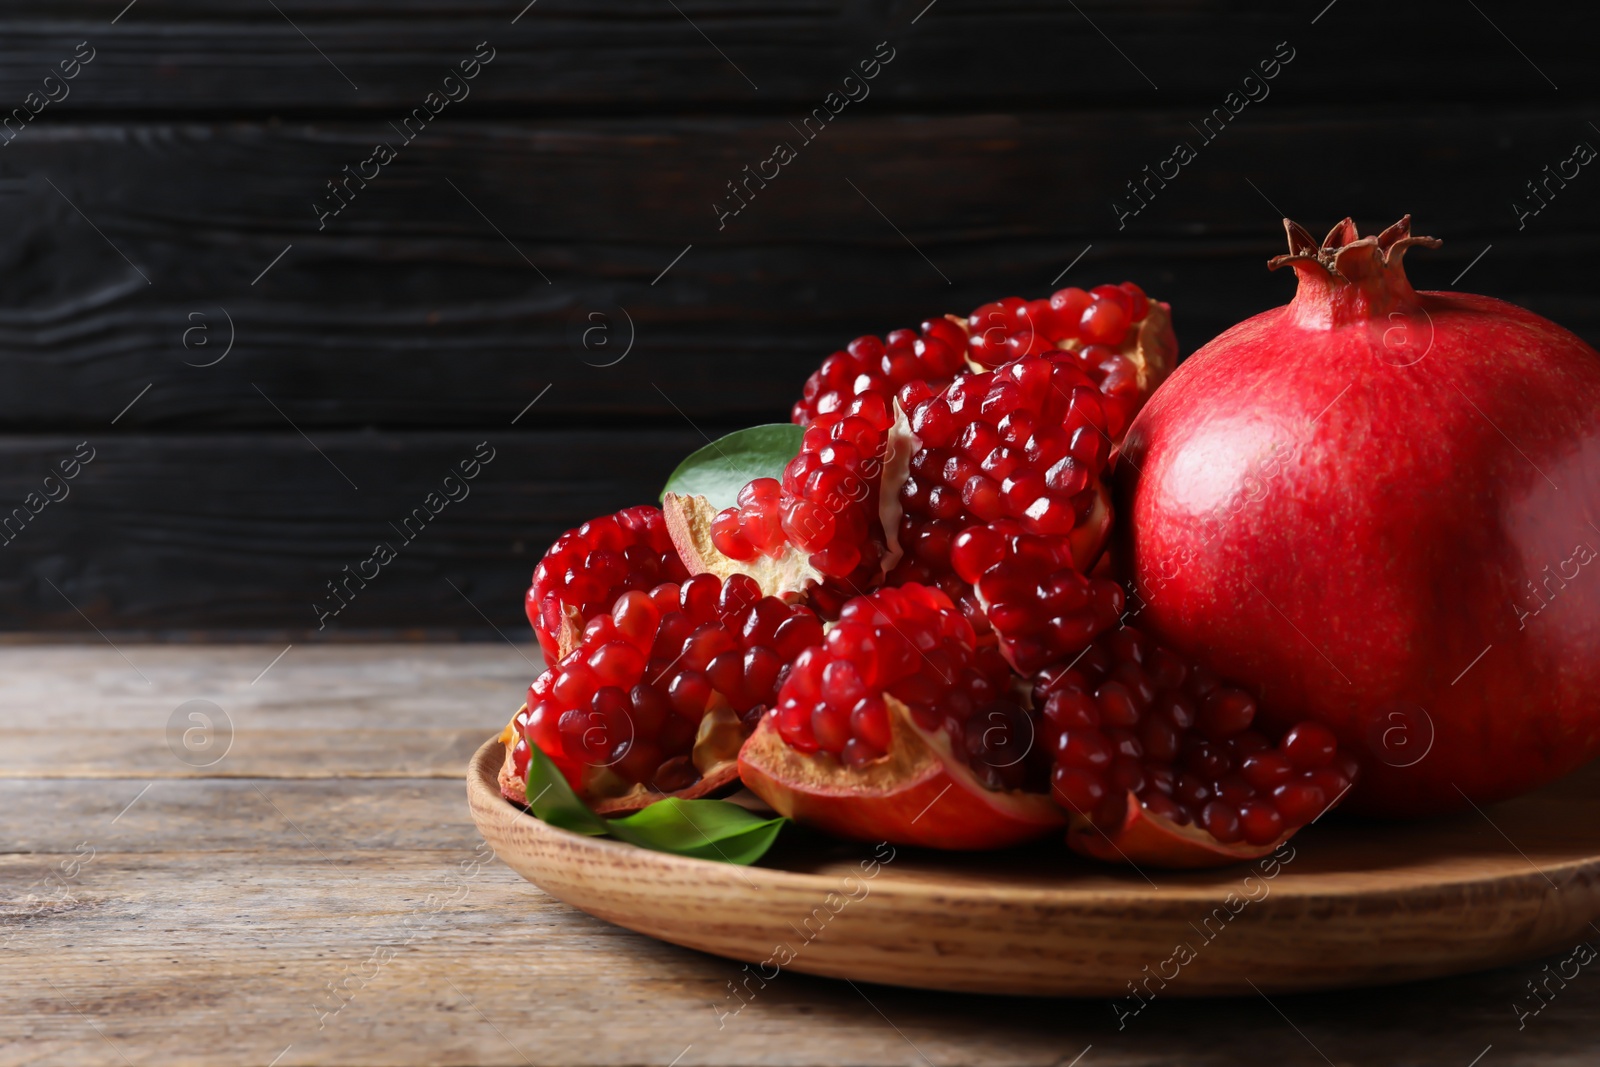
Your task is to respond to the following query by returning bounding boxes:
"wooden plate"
[467,737,1600,996]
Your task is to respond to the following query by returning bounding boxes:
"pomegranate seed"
[1059,729,1113,770]
[793,318,972,426]
[1052,765,1106,815]
[1271,781,1327,826]
[1201,801,1243,843]
[1090,283,1132,315]
[1281,723,1339,769]
[1199,689,1257,739]
[1049,287,1092,322]
[1237,799,1284,845]
[1240,751,1294,790]
[1080,297,1129,345]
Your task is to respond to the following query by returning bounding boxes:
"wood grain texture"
[3,112,1599,432]
[0,431,703,634]
[3,2,1595,112]
[469,736,1600,998]
[0,643,536,777]
[2,1,1598,633]
[6,644,1600,1065]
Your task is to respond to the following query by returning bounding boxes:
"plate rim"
[466,735,1600,906]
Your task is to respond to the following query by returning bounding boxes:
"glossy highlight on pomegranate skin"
[1117,216,1600,815]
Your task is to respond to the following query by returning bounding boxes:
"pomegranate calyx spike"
[1282,218,1320,258]
[1374,213,1413,249]
[1322,216,1359,249]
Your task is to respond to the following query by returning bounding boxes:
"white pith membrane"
[550,603,585,661]
[662,491,826,602]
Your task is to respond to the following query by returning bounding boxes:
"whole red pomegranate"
[1117,216,1600,815]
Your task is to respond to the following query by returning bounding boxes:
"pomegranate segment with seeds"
[792,318,970,427]
[506,572,824,815]
[771,584,1016,776]
[738,584,1066,849]
[950,521,1126,675]
[666,391,914,615]
[891,355,1124,672]
[965,283,1176,439]
[793,283,1176,447]
[525,505,689,662]
[1033,627,1358,868]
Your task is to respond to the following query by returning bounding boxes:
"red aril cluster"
[792,318,970,426]
[769,583,1036,789]
[951,521,1125,674]
[889,355,1122,671]
[525,505,688,661]
[708,391,899,591]
[1035,627,1358,846]
[967,283,1168,438]
[515,572,823,801]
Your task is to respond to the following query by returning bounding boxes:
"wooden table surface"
[6,644,1598,1066]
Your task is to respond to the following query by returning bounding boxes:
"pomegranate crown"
[1269,215,1441,281]
[1268,215,1442,323]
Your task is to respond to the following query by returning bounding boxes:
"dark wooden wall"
[1,0,1596,637]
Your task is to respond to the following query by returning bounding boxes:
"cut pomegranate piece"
[950,520,1126,675]
[525,505,689,662]
[965,282,1177,440]
[1033,627,1359,868]
[664,395,916,615]
[737,584,1066,849]
[793,284,1176,446]
[792,318,971,427]
[504,572,824,815]
[891,356,1125,672]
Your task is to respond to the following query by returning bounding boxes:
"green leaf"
[608,798,788,865]
[523,745,787,865]
[523,744,609,836]
[660,424,805,512]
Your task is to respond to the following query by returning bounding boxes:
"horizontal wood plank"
[1,110,1598,433]
[0,644,533,776]
[5,646,1598,1064]
[0,2,1593,112]
[0,776,1593,1065]
[0,432,704,635]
